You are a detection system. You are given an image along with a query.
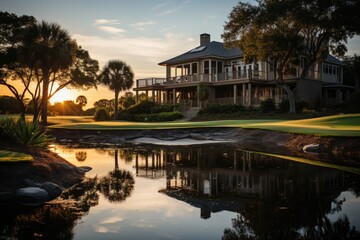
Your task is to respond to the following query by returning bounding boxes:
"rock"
[303,143,320,154]
[77,166,92,174]
[16,187,49,206]
[0,192,16,206]
[39,182,63,200]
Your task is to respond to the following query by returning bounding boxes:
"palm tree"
[98,60,134,119]
[97,149,135,203]
[19,21,77,125]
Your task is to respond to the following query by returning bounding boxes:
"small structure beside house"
[134,33,352,108]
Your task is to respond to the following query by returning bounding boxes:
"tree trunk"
[114,90,119,120]
[114,149,119,170]
[41,71,50,126]
[282,84,296,114]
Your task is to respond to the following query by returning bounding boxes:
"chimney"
[200,33,210,46]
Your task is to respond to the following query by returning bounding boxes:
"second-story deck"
[135,70,267,89]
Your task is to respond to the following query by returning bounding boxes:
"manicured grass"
[2,114,359,137]
[0,150,33,162]
[46,114,360,137]
[250,150,360,175]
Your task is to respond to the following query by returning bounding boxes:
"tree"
[343,54,360,91]
[98,60,134,120]
[76,95,87,114]
[97,149,135,203]
[119,91,136,109]
[0,14,99,124]
[223,0,360,114]
[0,12,36,119]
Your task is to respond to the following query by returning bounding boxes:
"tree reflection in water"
[97,149,135,203]
[1,148,137,239]
[75,151,87,162]
[3,177,99,240]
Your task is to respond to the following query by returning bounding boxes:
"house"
[134,33,352,108]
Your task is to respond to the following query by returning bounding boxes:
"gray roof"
[159,41,242,66]
[325,54,344,65]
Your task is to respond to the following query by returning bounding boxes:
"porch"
[135,69,266,88]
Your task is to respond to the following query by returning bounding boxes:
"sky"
[1,0,360,108]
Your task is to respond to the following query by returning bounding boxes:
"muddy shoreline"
[1,127,359,195]
[48,127,360,166]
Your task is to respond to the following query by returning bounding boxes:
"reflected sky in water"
[2,144,359,240]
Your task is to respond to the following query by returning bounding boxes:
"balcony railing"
[136,70,266,88]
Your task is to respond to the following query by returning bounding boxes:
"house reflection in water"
[133,145,345,220]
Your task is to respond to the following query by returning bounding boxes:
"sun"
[49,89,77,105]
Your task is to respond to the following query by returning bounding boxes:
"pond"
[1,143,360,239]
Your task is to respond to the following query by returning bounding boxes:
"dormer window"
[189,46,206,53]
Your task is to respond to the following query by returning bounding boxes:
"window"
[204,60,209,74]
[190,46,206,53]
[324,64,337,75]
[191,63,198,74]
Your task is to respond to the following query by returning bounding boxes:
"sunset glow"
[49,89,77,105]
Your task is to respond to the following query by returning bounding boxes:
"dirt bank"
[48,127,360,166]
[0,141,85,193]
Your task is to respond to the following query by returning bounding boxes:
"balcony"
[135,70,266,89]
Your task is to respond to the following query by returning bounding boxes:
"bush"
[94,108,110,121]
[278,99,312,113]
[84,107,97,116]
[260,99,276,113]
[151,104,180,113]
[344,92,360,113]
[198,104,244,115]
[0,118,54,148]
[122,100,157,115]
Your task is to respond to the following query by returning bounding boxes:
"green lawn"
[2,114,359,137]
[45,114,360,137]
[0,150,33,162]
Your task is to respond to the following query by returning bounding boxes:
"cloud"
[100,216,124,224]
[152,1,170,10]
[131,21,156,30]
[72,32,196,79]
[98,26,126,34]
[94,19,121,25]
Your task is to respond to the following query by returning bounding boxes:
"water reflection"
[97,149,135,203]
[132,145,360,237]
[1,144,360,240]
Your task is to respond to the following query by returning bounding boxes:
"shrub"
[260,99,276,113]
[84,107,97,116]
[344,92,360,113]
[198,104,244,115]
[94,108,110,121]
[151,104,180,113]
[0,118,54,149]
[123,100,156,115]
[278,99,312,113]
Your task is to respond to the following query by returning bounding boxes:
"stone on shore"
[16,187,49,206]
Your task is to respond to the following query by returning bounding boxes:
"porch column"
[145,90,149,99]
[152,90,155,102]
[248,83,252,107]
[197,85,200,107]
[135,90,139,103]
[172,89,176,104]
[336,89,342,104]
[233,84,237,104]
[166,65,171,80]
[242,84,246,106]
